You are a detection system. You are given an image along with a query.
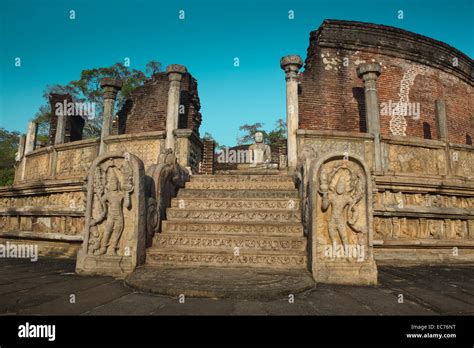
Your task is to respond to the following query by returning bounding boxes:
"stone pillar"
[99,78,122,154]
[280,55,303,170]
[54,113,66,144]
[24,121,38,155]
[436,98,448,141]
[15,135,26,162]
[357,63,382,172]
[165,64,187,151]
[174,128,193,171]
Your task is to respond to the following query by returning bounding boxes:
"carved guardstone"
[308,153,377,285]
[76,152,146,277]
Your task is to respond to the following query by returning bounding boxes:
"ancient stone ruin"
[0,19,473,289]
[76,152,145,276]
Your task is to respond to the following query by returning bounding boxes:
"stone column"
[24,121,38,155]
[15,135,26,162]
[357,63,382,172]
[54,113,66,144]
[165,64,187,151]
[280,55,303,170]
[99,78,122,154]
[435,98,448,141]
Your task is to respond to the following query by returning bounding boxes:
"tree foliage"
[266,118,287,146]
[33,60,162,139]
[0,128,20,186]
[236,119,286,146]
[236,122,265,145]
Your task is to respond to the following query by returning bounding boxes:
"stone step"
[153,233,307,252]
[191,174,293,182]
[146,249,308,269]
[185,179,295,190]
[162,220,304,236]
[170,197,300,210]
[125,266,315,300]
[177,189,299,199]
[215,169,282,175]
[166,208,301,223]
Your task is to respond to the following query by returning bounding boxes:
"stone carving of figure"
[89,166,133,256]
[249,132,273,168]
[319,165,365,247]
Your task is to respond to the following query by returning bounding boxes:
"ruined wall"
[298,20,474,263]
[48,94,85,144]
[299,20,473,144]
[115,73,202,136]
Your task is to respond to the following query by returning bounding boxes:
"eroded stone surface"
[309,153,378,285]
[76,152,146,277]
[147,172,307,269]
[1,258,473,314]
[125,266,315,300]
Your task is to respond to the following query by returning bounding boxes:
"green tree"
[34,60,162,140]
[0,128,20,186]
[266,118,287,146]
[236,119,287,146]
[236,122,265,145]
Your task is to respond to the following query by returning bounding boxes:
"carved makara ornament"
[145,149,189,246]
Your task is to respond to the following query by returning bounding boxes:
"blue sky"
[1,0,473,146]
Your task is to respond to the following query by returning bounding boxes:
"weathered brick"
[115,72,202,136]
[299,20,473,145]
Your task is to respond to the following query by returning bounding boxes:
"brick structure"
[48,94,85,144]
[299,20,473,144]
[115,72,202,136]
[201,140,215,174]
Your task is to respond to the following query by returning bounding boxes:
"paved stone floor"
[0,257,473,315]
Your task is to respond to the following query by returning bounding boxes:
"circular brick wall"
[299,20,473,145]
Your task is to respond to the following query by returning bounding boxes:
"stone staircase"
[145,174,308,270]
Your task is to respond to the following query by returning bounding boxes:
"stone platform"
[125,266,315,300]
[2,258,473,315]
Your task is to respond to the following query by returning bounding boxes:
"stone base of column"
[312,259,378,285]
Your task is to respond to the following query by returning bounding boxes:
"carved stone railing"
[144,149,189,247]
[381,136,447,177]
[104,131,165,170]
[296,129,474,263]
[297,129,474,180]
[15,138,99,184]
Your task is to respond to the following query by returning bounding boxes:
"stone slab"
[162,220,304,236]
[166,208,301,223]
[170,197,300,210]
[177,189,299,199]
[153,233,307,252]
[1,258,473,314]
[125,266,315,300]
[145,249,307,269]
